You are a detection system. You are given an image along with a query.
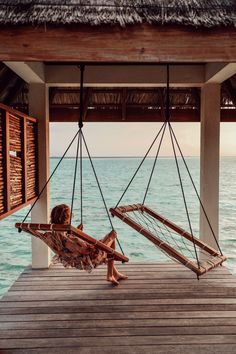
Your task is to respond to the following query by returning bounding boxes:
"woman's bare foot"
[107,275,119,286]
[114,271,128,281]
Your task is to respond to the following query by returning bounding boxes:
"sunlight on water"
[0,156,236,297]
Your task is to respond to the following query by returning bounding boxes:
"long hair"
[51,204,71,224]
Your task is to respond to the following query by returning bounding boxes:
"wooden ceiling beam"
[206,63,236,84]
[0,25,235,62]
[50,107,236,123]
[50,107,200,122]
[3,61,45,83]
[46,63,205,87]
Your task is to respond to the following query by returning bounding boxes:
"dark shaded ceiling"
[0,62,236,122]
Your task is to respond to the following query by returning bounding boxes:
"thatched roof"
[0,0,235,27]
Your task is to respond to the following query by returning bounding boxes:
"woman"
[51,204,128,286]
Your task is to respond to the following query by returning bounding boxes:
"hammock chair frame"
[110,64,226,277]
[110,204,226,276]
[16,222,128,263]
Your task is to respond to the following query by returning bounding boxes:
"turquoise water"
[0,156,236,297]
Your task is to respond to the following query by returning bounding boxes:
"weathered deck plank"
[0,263,236,353]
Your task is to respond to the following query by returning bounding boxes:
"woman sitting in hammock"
[50,204,128,286]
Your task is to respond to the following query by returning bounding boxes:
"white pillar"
[200,83,220,249]
[29,83,51,268]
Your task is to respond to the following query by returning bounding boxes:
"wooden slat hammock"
[110,204,226,276]
[16,223,128,269]
[110,65,226,277]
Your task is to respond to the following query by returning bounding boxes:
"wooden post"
[28,84,51,269]
[200,84,220,249]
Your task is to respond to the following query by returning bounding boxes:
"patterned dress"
[39,229,113,273]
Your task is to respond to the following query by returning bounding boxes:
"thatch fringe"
[0,0,235,27]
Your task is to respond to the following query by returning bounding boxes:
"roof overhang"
[0,24,236,62]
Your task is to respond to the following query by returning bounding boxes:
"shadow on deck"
[0,263,236,353]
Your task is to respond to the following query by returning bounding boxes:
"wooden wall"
[0,104,38,220]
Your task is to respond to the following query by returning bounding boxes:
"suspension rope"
[141,74,172,206]
[70,64,85,224]
[70,129,81,225]
[76,65,124,254]
[166,64,170,122]
[80,130,83,224]
[81,131,124,255]
[79,65,85,129]
[19,128,80,229]
[79,64,84,224]
[115,122,166,208]
[169,124,223,255]
[142,121,167,205]
[166,63,200,270]
[168,121,200,270]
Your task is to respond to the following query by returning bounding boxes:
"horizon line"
[50,155,236,159]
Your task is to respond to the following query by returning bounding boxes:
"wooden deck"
[1,263,236,353]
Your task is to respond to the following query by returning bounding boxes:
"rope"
[70,64,85,224]
[19,129,80,229]
[142,121,167,205]
[169,124,223,255]
[79,65,85,128]
[168,121,200,270]
[166,64,170,122]
[166,64,200,271]
[118,65,169,208]
[81,131,124,255]
[79,64,84,223]
[80,130,83,224]
[127,208,207,267]
[77,65,124,255]
[115,122,166,208]
[70,129,81,225]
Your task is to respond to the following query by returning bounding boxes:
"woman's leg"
[107,255,119,286]
[104,238,128,284]
[105,239,119,285]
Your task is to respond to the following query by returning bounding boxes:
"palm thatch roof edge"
[0,0,235,27]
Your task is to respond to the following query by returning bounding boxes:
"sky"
[50,122,236,157]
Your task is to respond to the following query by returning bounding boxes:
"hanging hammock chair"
[15,223,128,271]
[16,64,128,272]
[110,65,226,277]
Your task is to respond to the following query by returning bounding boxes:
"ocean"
[0,156,236,297]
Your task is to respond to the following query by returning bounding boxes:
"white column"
[29,83,51,268]
[200,83,221,249]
